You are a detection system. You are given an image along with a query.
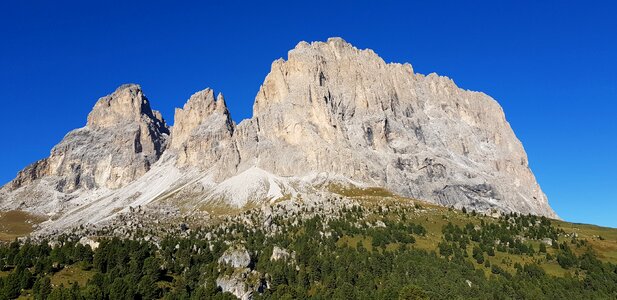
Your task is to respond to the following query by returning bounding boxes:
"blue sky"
[1,1,615,227]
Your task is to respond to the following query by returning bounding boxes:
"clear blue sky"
[1,1,615,227]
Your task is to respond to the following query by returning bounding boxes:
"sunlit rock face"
[6,84,169,193]
[236,38,554,217]
[169,88,238,178]
[0,38,556,230]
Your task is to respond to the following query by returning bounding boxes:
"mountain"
[0,38,556,235]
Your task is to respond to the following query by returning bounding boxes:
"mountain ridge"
[0,38,556,235]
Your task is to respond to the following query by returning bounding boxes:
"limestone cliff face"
[7,84,169,193]
[234,38,553,217]
[0,38,556,224]
[169,89,238,175]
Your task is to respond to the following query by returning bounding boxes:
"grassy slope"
[6,267,95,299]
[556,220,617,262]
[0,210,45,241]
[49,266,95,287]
[329,185,617,277]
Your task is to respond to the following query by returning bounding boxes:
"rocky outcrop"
[78,236,100,250]
[8,159,50,191]
[270,246,295,262]
[217,245,264,300]
[216,269,264,300]
[218,245,251,269]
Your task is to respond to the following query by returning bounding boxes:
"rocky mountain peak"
[86,84,167,132]
[181,88,216,111]
[288,37,376,61]
[170,89,232,149]
[3,84,170,196]
[253,37,407,122]
[170,88,237,170]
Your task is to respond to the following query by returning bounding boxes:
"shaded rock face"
[1,38,556,221]
[8,159,50,191]
[8,84,170,193]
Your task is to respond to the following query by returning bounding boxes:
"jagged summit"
[0,38,556,235]
[87,84,168,133]
[2,84,169,196]
[289,37,383,61]
[170,88,237,170]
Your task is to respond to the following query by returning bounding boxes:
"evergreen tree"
[81,284,103,300]
[472,246,485,264]
[33,276,52,300]
[2,271,21,299]
[398,284,429,300]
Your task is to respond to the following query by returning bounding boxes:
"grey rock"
[226,37,554,217]
[0,38,557,233]
[216,268,264,300]
[218,245,251,269]
[270,246,294,262]
[3,84,169,196]
[170,89,238,176]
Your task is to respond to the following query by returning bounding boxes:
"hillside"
[0,191,615,299]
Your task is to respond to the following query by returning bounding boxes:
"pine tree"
[33,276,52,300]
[472,246,485,264]
[398,284,428,300]
[2,271,21,299]
[81,285,103,300]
